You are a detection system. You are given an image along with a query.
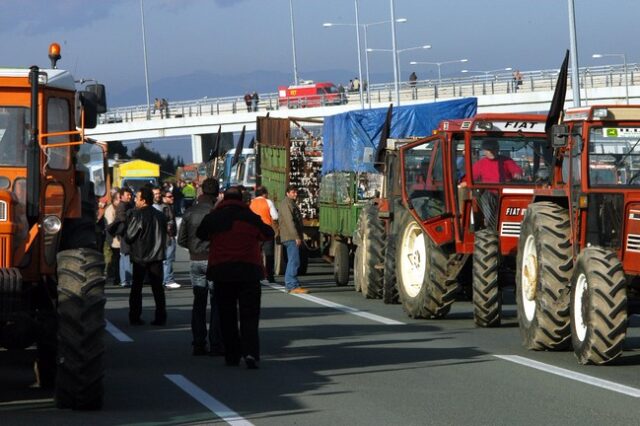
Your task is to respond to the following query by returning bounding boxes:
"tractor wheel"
[382,233,399,304]
[395,209,457,319]
[55,248,106,410]
[472,229,502,327]
[355,205,384,299]
[333,240,350,286]
[570,248,627,365]
[515,202,572,350]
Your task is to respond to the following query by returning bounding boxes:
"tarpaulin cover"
[322,98,477,174]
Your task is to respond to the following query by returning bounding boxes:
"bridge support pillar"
[191,134,203,163]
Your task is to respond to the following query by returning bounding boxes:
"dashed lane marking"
[105,320,134,342]
[166,374,254,426]
[495,355,640,398]
[265,283,405,326]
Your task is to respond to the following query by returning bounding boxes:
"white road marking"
[265,283,405,325]
[105,320,133,342]
[495,355,640,398]
[166,374,254,426]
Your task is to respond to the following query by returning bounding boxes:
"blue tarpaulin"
[322,98,477,174]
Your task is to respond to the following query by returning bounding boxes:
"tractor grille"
[500,222,521,237]
[627,234,640,252]
[0,201,6,221]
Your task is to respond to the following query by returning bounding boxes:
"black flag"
[248,136,255,149]
[374,104,393,166]
[209,125,222,161]
[231,125,246,167]
[545,49,569,135]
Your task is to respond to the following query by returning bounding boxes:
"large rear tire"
[395,209,457,318]
[571,248,627,365]
[55,248,106,410]
[472,229,502,327]
[333,240,350,286]
[354,205,384,299]
[515,202,572,350]
[382,233,399,304]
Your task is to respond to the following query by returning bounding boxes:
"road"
[1,246,640,425]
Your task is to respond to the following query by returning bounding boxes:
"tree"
[131,142,179,178]
[108,141,129,160]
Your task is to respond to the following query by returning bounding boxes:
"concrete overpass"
[86,64,640,162]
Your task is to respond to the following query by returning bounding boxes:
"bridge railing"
[100,63,639,124]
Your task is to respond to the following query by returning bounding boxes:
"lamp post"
[592,53,629,104]
[390,0,400,105]
[409,59,468,84]
[140,0,151,120]
[289,0,299,85]
[367,45,431,89]
[323,18,407,107]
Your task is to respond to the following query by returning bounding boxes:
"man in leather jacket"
[125,186,168,326]
[178,178,224,356]
[196,186,274,369]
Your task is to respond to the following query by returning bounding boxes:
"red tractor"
[516,105,640,365]
[0,44,108,408]
[394,114,552,322]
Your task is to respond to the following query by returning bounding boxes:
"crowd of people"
[100,178,309,370]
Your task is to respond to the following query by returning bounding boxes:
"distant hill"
[109,69,394,107]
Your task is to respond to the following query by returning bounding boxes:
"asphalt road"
[2,246,640,425]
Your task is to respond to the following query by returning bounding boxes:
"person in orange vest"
[249,186,278,283]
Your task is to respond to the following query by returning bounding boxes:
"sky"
[2,0,639,159]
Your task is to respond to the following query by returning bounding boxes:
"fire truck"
[278,81,346,108]
[0,43,108,409]
[516,105,640,364]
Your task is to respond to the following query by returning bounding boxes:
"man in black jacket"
[178,178,224,356]
[125,186,168,326]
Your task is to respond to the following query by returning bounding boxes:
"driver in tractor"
[472,139,523,183]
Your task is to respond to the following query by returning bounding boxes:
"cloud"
[0,0,127,35]
[214,0,250,7]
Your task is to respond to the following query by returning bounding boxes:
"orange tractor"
[0,44,108,408]
[516,105,640,364]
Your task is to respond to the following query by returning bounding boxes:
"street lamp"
[367,45,431,87]
[592,53,629,104]
[324,18,407,107]
[461,67,512,81]
[409,59,468,84]
[289,0,299,85]
[140,0,151,120]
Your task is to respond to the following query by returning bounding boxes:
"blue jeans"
[190,260,223,352]
[119,252,132,285]
[282,240,300,291]
[163,237,176,284]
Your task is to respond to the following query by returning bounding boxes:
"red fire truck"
[278,81,345,108]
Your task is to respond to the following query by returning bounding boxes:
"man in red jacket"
[196,186,274,369]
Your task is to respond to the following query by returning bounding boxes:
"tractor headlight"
[42,215,62,234]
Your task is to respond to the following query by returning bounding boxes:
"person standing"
[249,186,278,283]
[114,187,134,288]
[409,71,418,99]
[251,91,259,112]
[125,187,168,326]
[244,93,252,112]
[277,185,308,294]
[104,190,121,286]
[182,180,196,211]
[161,189,180,289]
[152,187,163,211]
[178,178,224,356]
[197,186,274,369]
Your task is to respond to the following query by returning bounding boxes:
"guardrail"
[101,63,640,124]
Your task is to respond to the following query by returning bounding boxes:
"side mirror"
[75,91,98,129]
[551,124,570,148]
[86,84,107,114]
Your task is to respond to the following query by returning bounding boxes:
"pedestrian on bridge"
[244,93,252,112]
[196,186,274,369]
[251,91,259,112]
[178,178,224,356]
[125,186,168,326]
